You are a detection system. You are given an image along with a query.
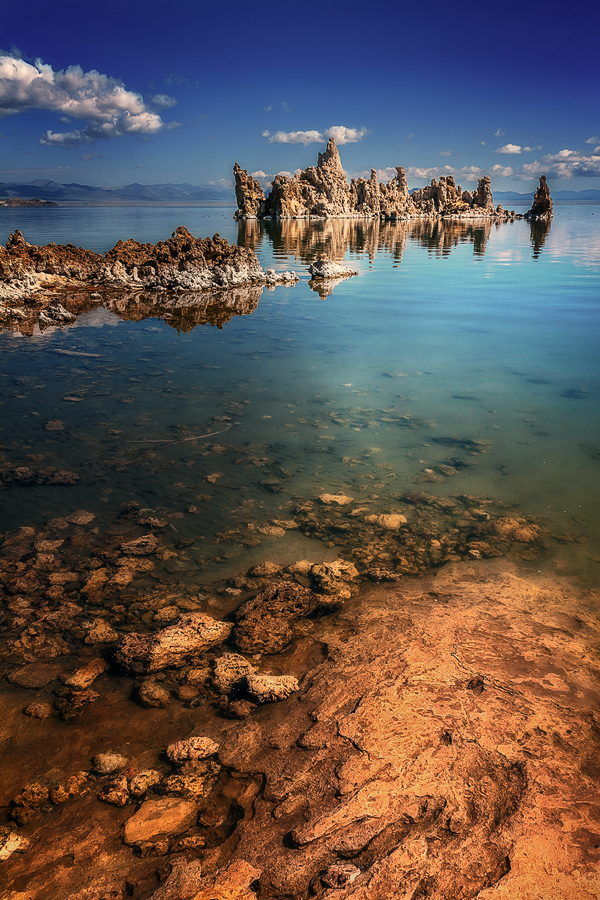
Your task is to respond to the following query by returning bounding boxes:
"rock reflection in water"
[104,285,264,332]
[238,215,550,265]
[530,217,552,259]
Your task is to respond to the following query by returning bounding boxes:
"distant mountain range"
[0,179,598,205]
[0,178,236,204]
[494,189,600,203]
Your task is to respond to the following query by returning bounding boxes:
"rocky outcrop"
[234,138,524,221]
[0,226,298,304]
[525,174,553,220]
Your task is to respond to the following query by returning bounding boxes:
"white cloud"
[39,129,84,147]
[0,53,163,146]
[522,145,542,152]
[262,125,367,146]
[479,141,486,146]
[251,169,268,178]
[80,152,100,160]
[134,163,145,168]
[166,121,181,130]
[406,133,414,139]
[264,129,323,145]
[439,150,451,157]
[584,136,599,144]
[516,149,600,179]
[495,143,523,155]
[276,170,292,177]
[325,125,368,144]
[150,93,177,109]
[494,128,505,137]
[403,164,486,183]
[490,163,514,177]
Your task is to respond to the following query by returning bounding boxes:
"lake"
[0,205,599,587]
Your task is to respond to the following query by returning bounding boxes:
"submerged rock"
[233,583,319,654]
[115,613,232,674]
[245,674,299,703]
[123,797,198,846]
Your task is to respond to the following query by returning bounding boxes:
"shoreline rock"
[234,138,552,222]
[0,225,298,304]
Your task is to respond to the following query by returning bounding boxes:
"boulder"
[115,613,232,674]
[233,583,318,654]
[123,797,198,846]
[245,674,299,704]
[165,736,219,765]
[94,752,128,775]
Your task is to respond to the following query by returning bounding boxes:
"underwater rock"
[115,613,232,674]
[93,752,129,775]
[245,674,299,704]
[123,797,198,846]
[165,736,220,765]
[212,653,257,695]
[153,860,260,900]
[139,679,171,708]
[317,492,354,506]
[233,582,319,654]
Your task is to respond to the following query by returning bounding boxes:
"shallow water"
[1,205,599,584]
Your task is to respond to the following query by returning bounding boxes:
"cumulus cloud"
[496,144,542,155]
[404,164,487,183]
[490,163,514,177]
[262,125,367,145]
[0,53,164,146]
[406,133,414,139]
[166,121,181,130]
[584,136,599,144]
[495,143,522,155]
[39,129,84,147]
[326,125,368,144]
[150,93,177,109]
[494,128,505,137]
[516,149,600,179]
[251,170,268,178]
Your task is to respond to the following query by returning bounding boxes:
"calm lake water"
[1,205,599,584]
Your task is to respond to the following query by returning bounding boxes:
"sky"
[1,0,599,195]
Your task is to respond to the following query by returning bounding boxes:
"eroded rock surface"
[525,175,554,220]
[234,138,529,221]
[0,225,298,305]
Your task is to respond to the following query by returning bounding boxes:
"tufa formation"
[234,137,552,222]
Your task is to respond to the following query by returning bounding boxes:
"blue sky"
[1,0,599,195]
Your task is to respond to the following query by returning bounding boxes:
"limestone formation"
[115,612,233,674]
[525,174,554,220]
[0,225,299,304]
[234,137,526,221]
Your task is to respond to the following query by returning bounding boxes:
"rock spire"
[233,138,525,222]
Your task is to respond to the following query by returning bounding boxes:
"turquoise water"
[1,206,599,581]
